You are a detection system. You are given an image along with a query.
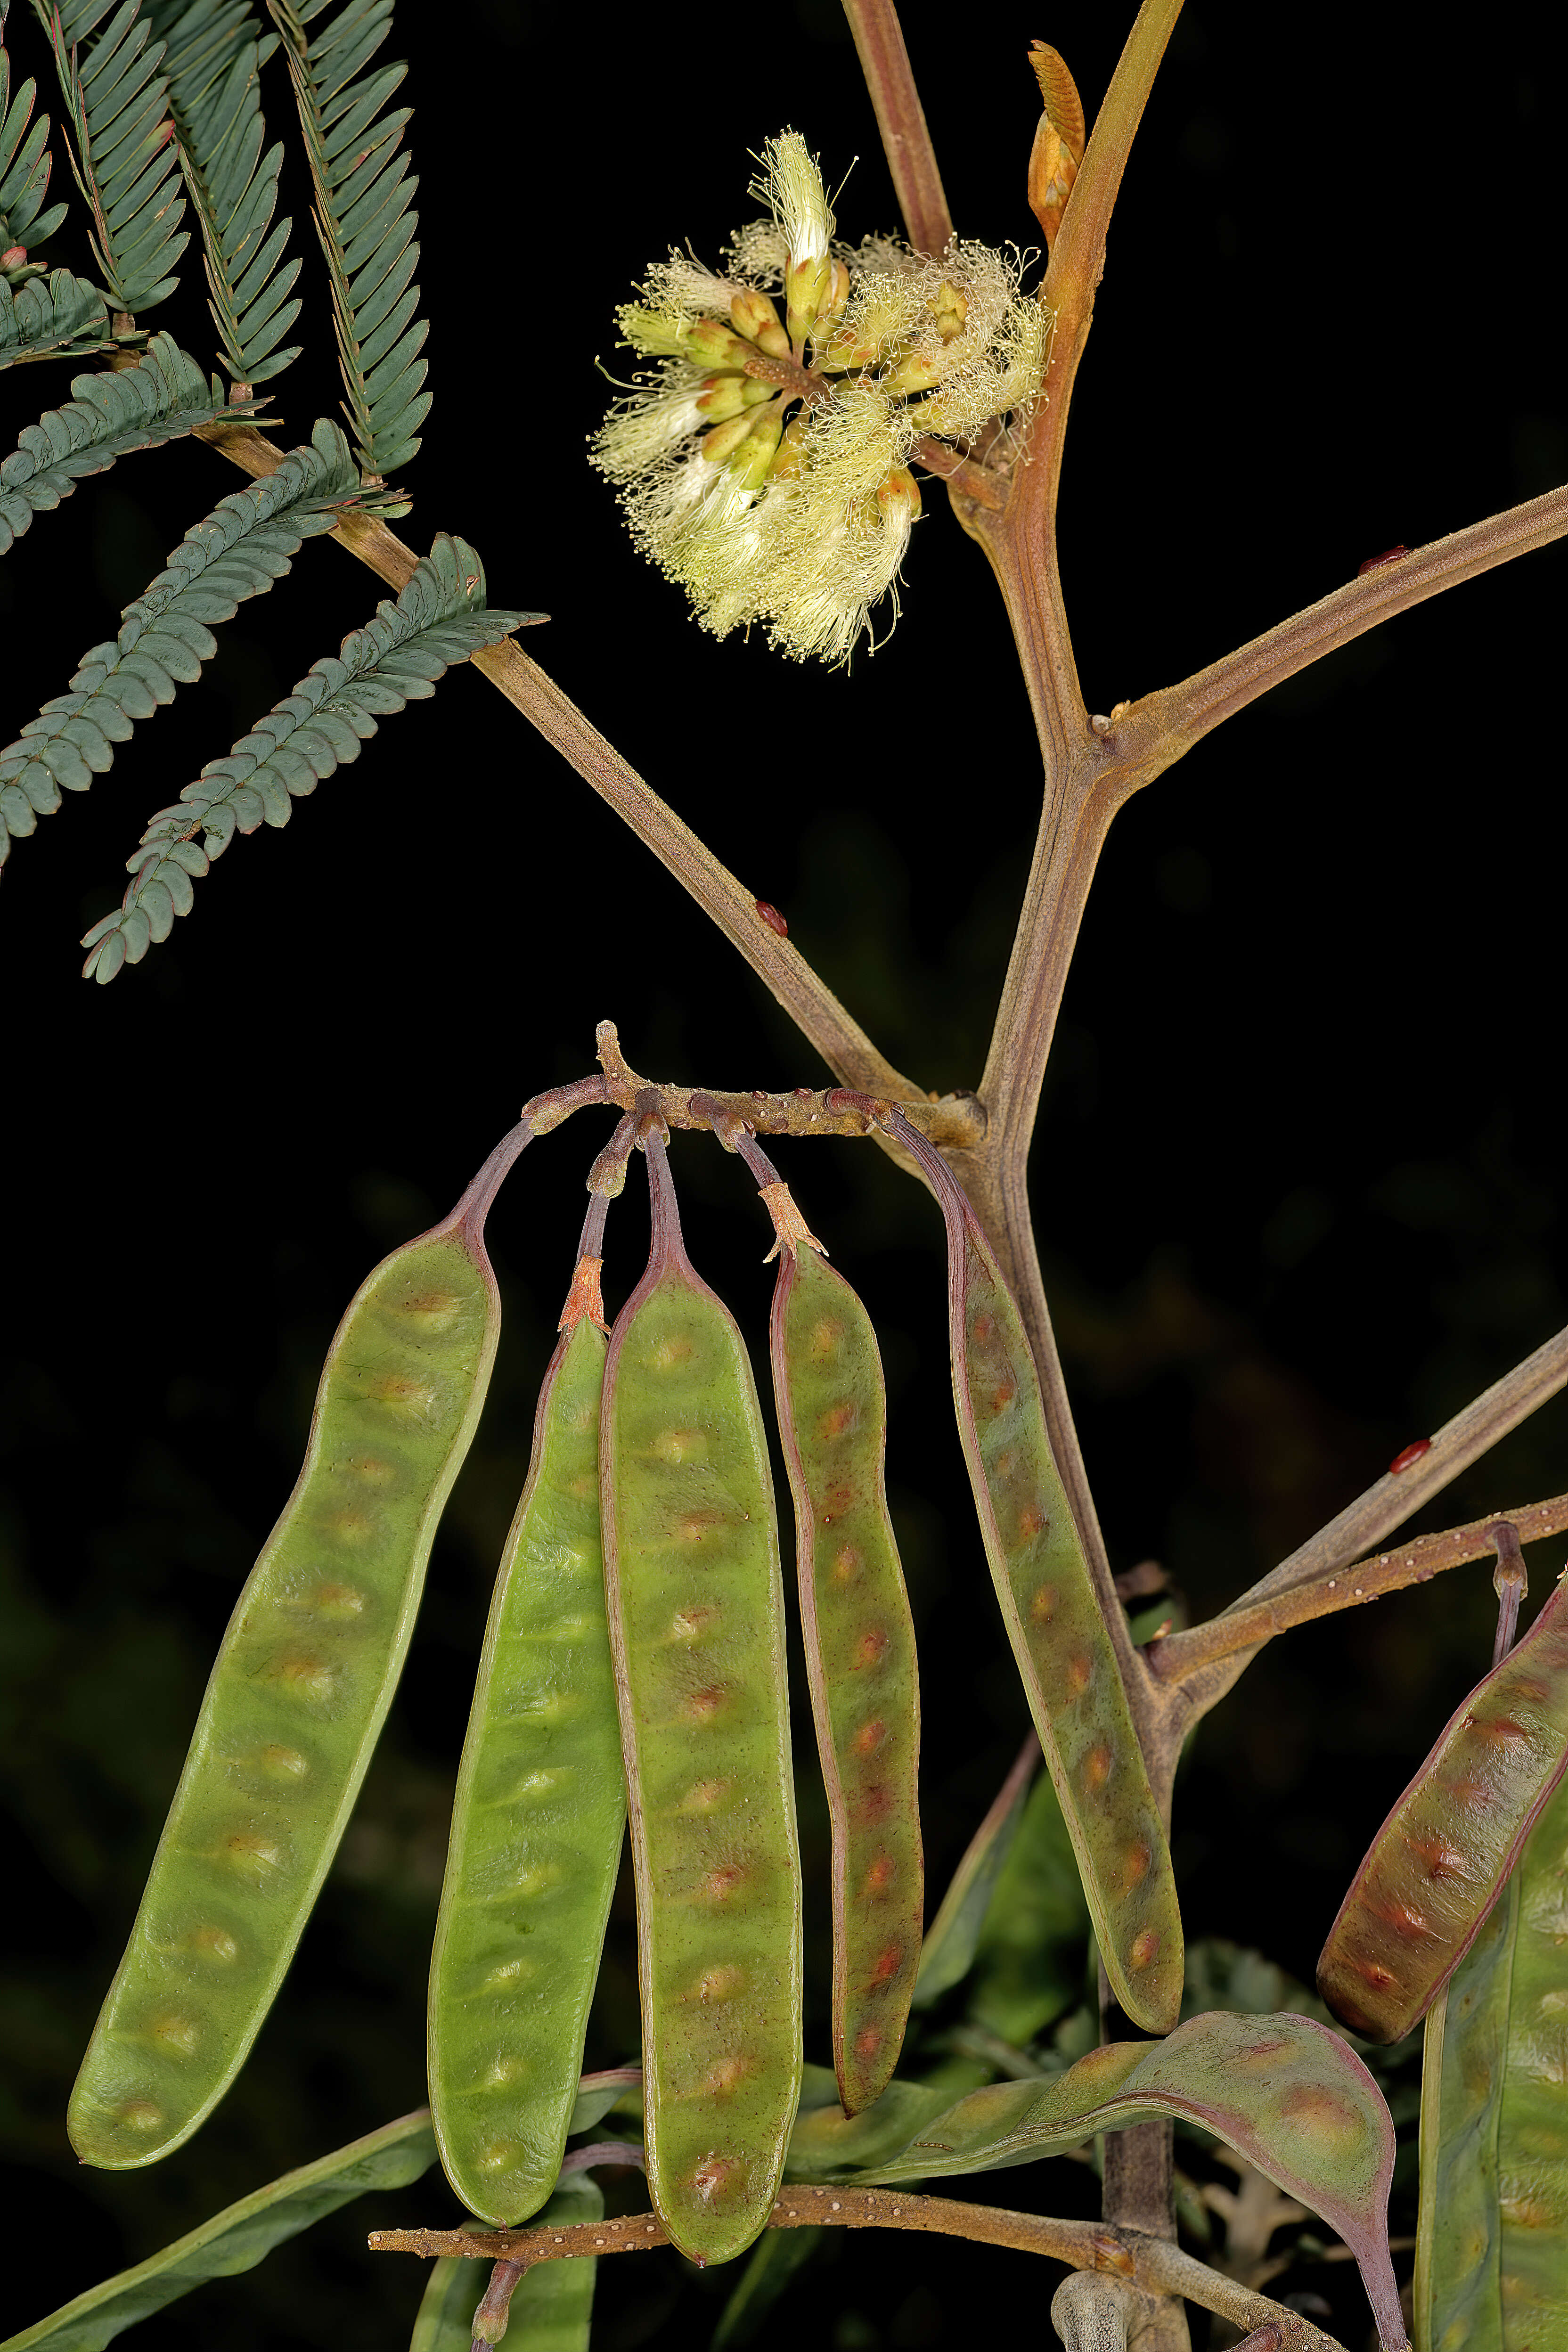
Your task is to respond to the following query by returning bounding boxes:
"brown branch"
[1147,1492,1568,1684]
[367,2189,1347,2352]
[190,421,925,1110]
[911,433,1008,510]
[1118,486,1568,768]
[840,0,953,254]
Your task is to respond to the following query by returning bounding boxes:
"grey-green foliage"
[0,262,105,362]
[82,532,539,979]
[37,0,188,318]
[144,0,302,385]
[0,418,370,863]
[0,11,70,261]
[269,0,426,476]
[0,327,245,552]
[911,1742,1034,2008]
[0,2109,437,2351]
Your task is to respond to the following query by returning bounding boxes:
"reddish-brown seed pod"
[1317,1571,1568,2042]
[769,1241,922,2116]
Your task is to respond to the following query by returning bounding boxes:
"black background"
[1,0,1565,2346]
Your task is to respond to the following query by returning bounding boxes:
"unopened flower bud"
[768,415,810,482]
[927,282,970,343]
[879,351,945,398]
[684,317,756,368]
[785,253,833,347]
[701,411,760,466]
[695,372,749,420]
[876,466,922,521]
[730,289,791,358]
[728,408,784,491]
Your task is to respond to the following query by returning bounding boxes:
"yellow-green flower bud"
[730,289,791,358]
[728,408,784,491]
[785,253,834,348]
[701,412,761,466]
[768,415,809,482]
[927,282,970,343]
[877,466,922,522]
[879,351,945,398]
[685,317,756,368]
[695,372,749,421]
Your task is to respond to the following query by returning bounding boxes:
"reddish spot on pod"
[1083,1743,1113,1792]
[1405,1833,1470,1881]
[1473,1714,1534,1745]
[1389,1438,1432,1473]
[701,1863,748,1903]
[1121,1840,1151,1890]
[853,1626,890,1669]
[1277,2082,1368,2150]
[1030,1584,1058,1625]
[991,1378,1016,1412]
[832,1545,862,1584]
[703,2053,751,2096]
[754,900,788,937]
[1357,544,1410,575]
[1064,1652,1093,1697]
[862,1851,895,1895]
[851,1716,888,1757]
[1371,1895,1433,1939]
[1017,1503,1048,1539]
[1353,1956,1399,1991]
[683,1684,727,1722]
[1450,1775,1493,1808]
[853,1783,893,1828]
[690,2154,742,2203]
[1128,1929,1160,1971]
[855,2027,883,2060]
[972,1312,994,1344]
[817,1401,858,1440]
[866,1943,903,1986]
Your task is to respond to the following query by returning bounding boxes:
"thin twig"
[1146,1491,1568,1684]
[839,0,953,254]
[368,2189,1348,2352]
[1119,487,1568,766]
[190,420,928,1111]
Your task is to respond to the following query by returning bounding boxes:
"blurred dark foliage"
[0,0,1564,2345]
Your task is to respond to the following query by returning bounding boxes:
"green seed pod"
[68,1137,519,2170]
[886,1111,1183,2035]
[601,1133,802,2266]
[428,1233,625,2226]
[1318,1571,1568,2044]
[769,1230,922,2116]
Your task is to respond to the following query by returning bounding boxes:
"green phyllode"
[429,1211,626,2225]
[601,1131,803,2263]
[68,1129,523,2168]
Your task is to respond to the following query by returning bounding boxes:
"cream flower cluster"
[591,133,1050,665]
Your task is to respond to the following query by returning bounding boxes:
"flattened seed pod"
[1318,1569,1568,2043]
[602,1133,802,2265]
[887,1110,1183,2035]
[428,1226,625,2225]
[769,1228,922,2115]
[69,1129,521,2169]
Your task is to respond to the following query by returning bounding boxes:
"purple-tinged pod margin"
[885,1110,1182,2034]
[1318,1568,1568,2044]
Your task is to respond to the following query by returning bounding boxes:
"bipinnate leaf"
[1318,1570,1568,2044]
[1414,1766,1568,2352]
[142,0,303,387]
[1,2108,437,2350]
[39,0,190,318]
[82,532,541,980]
[0,418,374,865]
[0,20,71,264]
[791,2011,1407,2352]
[912,1735,1037,2007]
[0,329,247,554]
[268,0,428,478]
[0,263,106,362]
